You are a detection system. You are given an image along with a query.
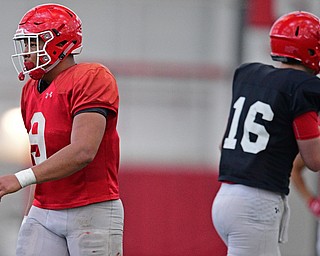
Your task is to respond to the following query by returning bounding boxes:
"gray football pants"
[16,199,124,256]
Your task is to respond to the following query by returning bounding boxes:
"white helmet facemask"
[11,29,54,80]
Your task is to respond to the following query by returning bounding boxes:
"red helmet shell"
[18,3,82,65]
[270,11,320,74]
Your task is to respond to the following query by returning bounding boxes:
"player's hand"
[0,174,22,201]
[308,197,320,217]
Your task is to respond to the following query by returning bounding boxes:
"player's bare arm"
[0,111,106,201]
[297,137,320,172]
[291,154,313,202]
[32,111,106,183]
[292,149,320,219]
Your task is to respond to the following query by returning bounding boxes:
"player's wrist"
[14,168,37,188]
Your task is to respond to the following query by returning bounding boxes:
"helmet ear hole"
[57,40,68,47]
[308,49,315,56]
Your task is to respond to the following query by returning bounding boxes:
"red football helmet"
[270,11,320,74]
[11,4,82,80]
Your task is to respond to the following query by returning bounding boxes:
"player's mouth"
[24,61,35,71]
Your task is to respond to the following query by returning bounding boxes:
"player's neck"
[279,62,314,74]
[42,56,76,84]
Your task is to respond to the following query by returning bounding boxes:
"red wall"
[119,164,227,256]
[247,0,275,27]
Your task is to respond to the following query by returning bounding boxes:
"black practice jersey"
[219,63,320,195]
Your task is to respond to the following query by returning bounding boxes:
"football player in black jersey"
[212,11,320,256]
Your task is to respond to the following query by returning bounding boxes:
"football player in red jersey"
[0,4,123,256]
[212,11,320,256]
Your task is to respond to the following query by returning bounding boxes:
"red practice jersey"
[21,63,120,210]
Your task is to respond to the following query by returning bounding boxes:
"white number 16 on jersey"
[223,96,274,154]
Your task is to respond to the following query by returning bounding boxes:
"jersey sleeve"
[292,76,320,118]
[70,65,119,116]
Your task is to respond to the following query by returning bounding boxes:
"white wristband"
[14,168,37,188]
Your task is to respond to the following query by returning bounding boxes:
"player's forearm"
[29,113,105,184]
[292,173,313,203]
[31,142,96,183]
[291,154,314,202]
[298,137,320,171]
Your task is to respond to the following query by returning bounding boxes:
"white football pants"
[212,183,289,256]
[16,199,124,256]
